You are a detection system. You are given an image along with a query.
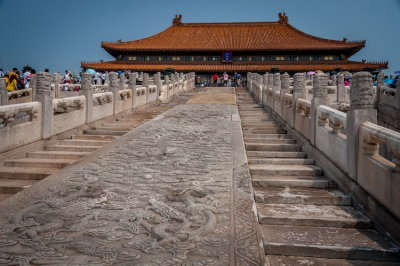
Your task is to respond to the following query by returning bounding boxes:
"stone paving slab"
[0,90,264,265]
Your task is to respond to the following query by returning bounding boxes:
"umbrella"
[384,79,397,85]
[85,69,96,74]
[307,71,315,75]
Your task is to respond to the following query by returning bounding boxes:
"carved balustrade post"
[331,74,337,87]
[290,73,306,128]
[104,73,110,85]
[35,72,53,138]
[272,73,281,112]
[346,72,376,180]
[128,72,136,90]
[256,74,263,102]
[0,78,8,106]
[79,73,93,123]
[310,73,329,145]
[54,73,61,99]
[267,73,273,90]
[375,71,384,108]
[337,73,345,103]
[143,73,149,103]
[109,72,119,114]
[262,73,268,105]
[119,73,126,91]
[154,73,162,98]
[128,72,136,106]
[30,75,37,102]
[280,72,290,116]
[164,75,170,99]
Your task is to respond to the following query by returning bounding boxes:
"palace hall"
[81,14,387,74]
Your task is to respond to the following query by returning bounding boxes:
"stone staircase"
[236,88,400,265]
[0,88,203,202]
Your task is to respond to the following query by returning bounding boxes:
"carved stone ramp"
[236,87,400,265]
[0,88,203,202]
[0,87,264,265]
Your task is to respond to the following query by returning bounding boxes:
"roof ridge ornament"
[172,14,183,25]
[278,12,288,24]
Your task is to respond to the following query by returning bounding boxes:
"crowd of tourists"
[196,72,246,87]
[0,67,40,92]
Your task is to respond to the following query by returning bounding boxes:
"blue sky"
[0,0,399,74]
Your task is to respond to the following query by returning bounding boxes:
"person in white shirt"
[93,71,100,84]
[64,70,71,84]
[23,69,31,88]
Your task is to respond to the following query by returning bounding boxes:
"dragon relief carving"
[0,180,226,265]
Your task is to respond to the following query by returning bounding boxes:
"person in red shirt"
[212,73,218,86]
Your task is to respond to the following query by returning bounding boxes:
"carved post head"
[273,73,281,89]
[128,73,136,86]
[36,72,53,96]
[350,71,374,110]
[377,72,384,88]
[337,74,344,85]
[267,73,274,88]
[331,74,337,86]
[293,73,305,95]
[263,73,268,85]
[143,73,149,85]
[313,73,328,99]
[165,75,170,84]
[81,73,93,90]
[281,72,290,90]
[257,74,263,84]
[0,78,6,92]
[109,72,119,88]
[119,73,125,87]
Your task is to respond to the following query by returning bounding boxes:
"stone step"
[58,139,111,146]
[241,120,277,124]
[247,151,307,158]
[266,255,400,266]
[0,179,37,193]
[0,193,13,202]
[257,203,372,228]
[242,125,283,130]
[72,134,117,141]
[97,125,134,131]
[252,175,334,189]
[245,139,296,144]
[254,187,351,205]
[93,127,130,132]
[248,158,314,165]
[26,151,91,160]
[243,134,291,140]
[262,225,400,262]
[101,123,138,127]
[3,158,76,169]
[83,129,127,136]
[243,129,287,134]
[241,122,280,126]
[250,164,322,176]
[246,143,301,152]
[0,166,58,180]
[45,145,100,152]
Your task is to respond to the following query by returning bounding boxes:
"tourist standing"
[223,72,229,86]
[23,69,31,88]
[212,73,218,86]
[64,70,71,84]
[101,72,106,84]
[4,73,17,92]
[0,68,4,77]
[93,71,100,84]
